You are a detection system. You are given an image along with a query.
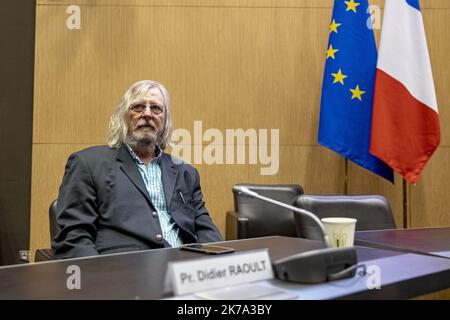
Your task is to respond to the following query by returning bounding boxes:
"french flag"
[370,0,440,185]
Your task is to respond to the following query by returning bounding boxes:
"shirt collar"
[125,144,163,165]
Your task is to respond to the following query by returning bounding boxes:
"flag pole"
[402,178,408,228]
[344,158,348,195]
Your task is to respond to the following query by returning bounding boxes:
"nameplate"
[166,249,273,296]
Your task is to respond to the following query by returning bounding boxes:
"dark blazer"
[52,145,223,259]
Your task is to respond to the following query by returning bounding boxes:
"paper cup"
[321,217,357,248]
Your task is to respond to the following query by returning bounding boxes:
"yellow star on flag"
[350,85,366,101]
[329,19,341,34]
[326,44,339,60]
[345,0,360,13]
[331,69,347,85]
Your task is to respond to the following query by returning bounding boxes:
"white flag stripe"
[377,0,438,112]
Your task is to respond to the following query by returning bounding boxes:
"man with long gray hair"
[52,80,223,258]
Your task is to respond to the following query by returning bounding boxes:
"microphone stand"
[234,186,332,247]
[233,186,359,284]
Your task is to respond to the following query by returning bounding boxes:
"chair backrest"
[233,183,304,238]
[292,194,396,241]
[49,199,59,241]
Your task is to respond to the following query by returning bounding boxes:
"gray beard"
[125,130,159,151]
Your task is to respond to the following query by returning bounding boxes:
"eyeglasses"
[129,104,164,115]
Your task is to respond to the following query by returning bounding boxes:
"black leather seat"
[226,183,304,239]
[49,199,59,240]
[292,194,396,241]
[35,199,59,261]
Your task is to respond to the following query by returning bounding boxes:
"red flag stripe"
[370,69,440,185]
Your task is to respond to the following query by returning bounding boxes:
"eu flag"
[318,0,393,182]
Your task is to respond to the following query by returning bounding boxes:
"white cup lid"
[321,217,357,224]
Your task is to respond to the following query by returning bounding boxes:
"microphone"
[233,185,358,284]
[234,186,332,247]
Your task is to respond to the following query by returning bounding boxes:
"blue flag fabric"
[318,0,393,182]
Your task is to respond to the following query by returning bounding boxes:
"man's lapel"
[116,145,152,205]
[160,154,179,208]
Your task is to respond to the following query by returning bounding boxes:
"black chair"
[226,183,304,240]
[292,194,396,241]
[35,199,59,261]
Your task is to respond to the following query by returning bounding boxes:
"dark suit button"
[152,211,158,218]
[156,234,163,241]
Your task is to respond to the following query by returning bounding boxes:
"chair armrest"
[226,211,248,240]
[35,248,57,262]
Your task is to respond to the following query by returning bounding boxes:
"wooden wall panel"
[423,9,450,147]
[249,146,345,194]
[37,0,335,7]
[36,0,450,9]
[410,147,450,227]
[34,3,333,146]
[194,164,250,234]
